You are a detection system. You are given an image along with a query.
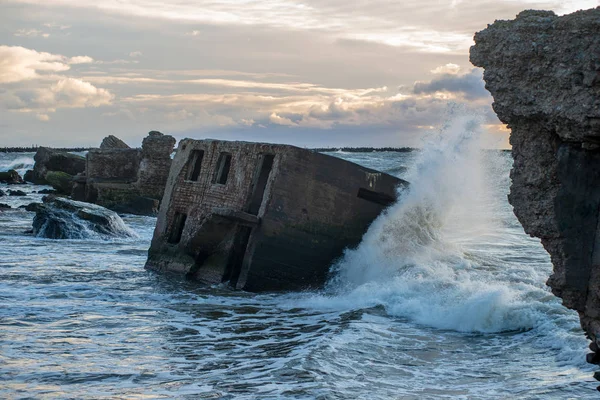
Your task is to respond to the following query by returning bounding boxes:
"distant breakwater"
[0,147,91,153]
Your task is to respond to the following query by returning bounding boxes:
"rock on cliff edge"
[470,8,600,362]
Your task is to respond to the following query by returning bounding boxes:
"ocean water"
[1,119,598,399]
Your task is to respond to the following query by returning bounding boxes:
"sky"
[0,0,598,148]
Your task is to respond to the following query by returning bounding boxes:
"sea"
[1,116,598,399]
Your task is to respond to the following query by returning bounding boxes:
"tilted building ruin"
[145,139,407,291]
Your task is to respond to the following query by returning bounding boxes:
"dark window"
[168,212,187,244]
[185,150,204,181]
[213,152,232,184]
[357,188,396,206]
[247,154,275,215]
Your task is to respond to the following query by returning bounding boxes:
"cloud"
[0,46,70,83]
[7,0,575,54]
[0,46,113,118]
[269,112,297,126]
[14,29,50,38]
[129,51,142,58]
[431,63,461,75]
[413,68,489,100]
[43,22,71,30]
[49,78,113,108]
[68,55,94,64]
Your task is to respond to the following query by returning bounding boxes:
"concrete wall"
[146,139,407,292]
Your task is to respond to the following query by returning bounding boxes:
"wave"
[0,155,35,176]
[315,108,561,335]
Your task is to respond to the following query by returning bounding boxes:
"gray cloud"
[413,68,490,100]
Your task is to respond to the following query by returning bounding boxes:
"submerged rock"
[470,7,600,368]
[0,169,24,184]
[32,196,137,239]
[9,189,26,196]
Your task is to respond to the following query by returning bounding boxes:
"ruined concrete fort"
[145,139,407,291]
[73,131,176,215]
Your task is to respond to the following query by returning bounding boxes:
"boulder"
[45,171,74,195]
[0,203,11,209]
[8,189,26,196]
[32,147,85,184]
[37,189,57,194]
[0,189,5,197]
[31,196,137,239]
[0,169,24,184]
[100,135,130,149]
[23,169,34,183]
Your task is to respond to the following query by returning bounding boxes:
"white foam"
[319,109,567,335]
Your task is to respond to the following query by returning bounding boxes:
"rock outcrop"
[31,196,136,239]
[73,132,176,216]
[470,8,600,367]
[31,147,85,185]
[0,169,24,184]
[100,135,130,149]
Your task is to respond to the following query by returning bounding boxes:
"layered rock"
[470,8,600,363]
[30,196,136,239]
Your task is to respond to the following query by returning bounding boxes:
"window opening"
[185,150,204,181]
[168,212,187,244]
[213,152,232,184]
[247,154,275,215]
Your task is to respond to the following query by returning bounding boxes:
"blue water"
[0,124,598,398]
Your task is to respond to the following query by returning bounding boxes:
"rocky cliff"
[470,8,600,366]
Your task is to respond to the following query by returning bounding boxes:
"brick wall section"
[86,149,141,182]
[136,131,177,200]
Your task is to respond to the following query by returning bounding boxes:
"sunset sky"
[1,0,597,148]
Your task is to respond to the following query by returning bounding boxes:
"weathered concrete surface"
[31,196,136,239]
[470,8,600,363]
[145,139,407,292]
[75,132,176,215]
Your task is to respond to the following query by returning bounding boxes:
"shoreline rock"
[470,7,600,375]
[31,196,137,239]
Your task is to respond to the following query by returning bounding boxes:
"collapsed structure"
[72,131,176,215]
[145,139,406,291]
[470,8,600,370]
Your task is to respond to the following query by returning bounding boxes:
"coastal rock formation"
[31,147,85,185]
[74,132,176,216]
[0,169,24,184]
[31,196,136,239]
[470,8,600,363]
